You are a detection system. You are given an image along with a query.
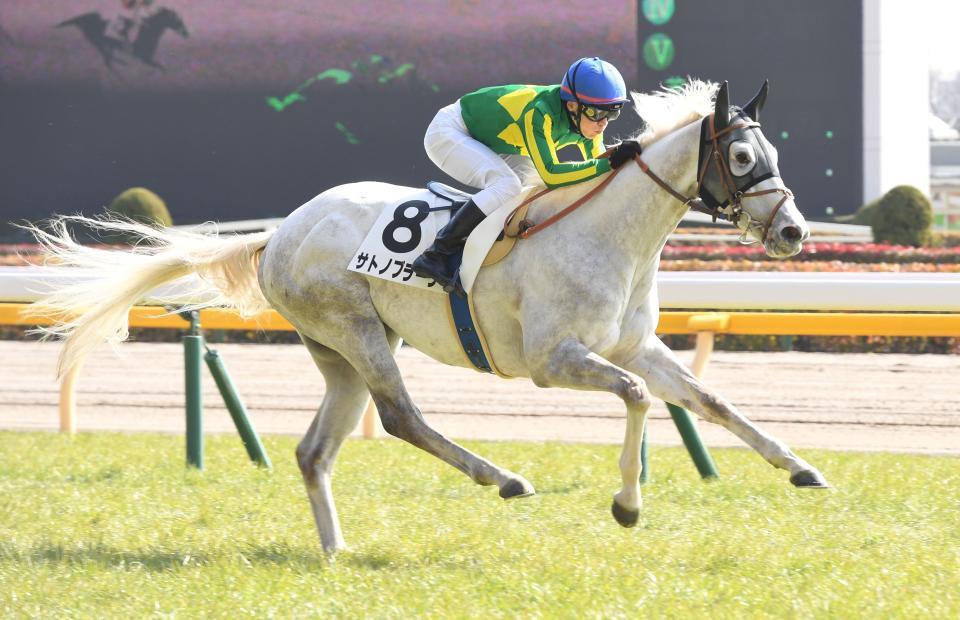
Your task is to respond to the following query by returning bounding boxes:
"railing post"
[183,311,204,469]
[665,402,718,479]
[691,330,715,377]
[662,315,726,480]
[204,348,271,468]
[361,399,378,438]
[639,425,650,484]
[59,362,81,434]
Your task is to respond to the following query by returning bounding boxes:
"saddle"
[426,181,532,268]
[427,181,471,207]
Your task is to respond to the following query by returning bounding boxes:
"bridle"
[513,112,795,244]
[693,113,794,245]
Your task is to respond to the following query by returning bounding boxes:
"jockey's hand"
[609,140,643,169]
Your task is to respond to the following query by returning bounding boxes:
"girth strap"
[448,291,494,373]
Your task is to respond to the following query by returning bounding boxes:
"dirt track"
[1,340,958,456]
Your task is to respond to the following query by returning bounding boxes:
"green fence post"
[639,425,650,485]
[183,311,204,469]
[665,402,718,479]
[204,348,272,469]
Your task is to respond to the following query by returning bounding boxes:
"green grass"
[1,431,957,618]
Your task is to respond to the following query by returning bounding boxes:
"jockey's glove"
[609,140,643,169]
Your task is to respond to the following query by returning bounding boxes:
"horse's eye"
[728,142,757,176]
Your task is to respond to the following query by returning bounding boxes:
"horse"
[131,7,188,71]
[28,79,829,554]
[57,7,188,71]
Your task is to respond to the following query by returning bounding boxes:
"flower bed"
[662,242,960,264]
[659,259,960,272]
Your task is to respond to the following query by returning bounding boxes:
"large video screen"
[636,0,863,218]
[0,1,638,237]
[1,1,862,239]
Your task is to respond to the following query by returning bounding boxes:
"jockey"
[113,0,154,41]
[412,56,643,292]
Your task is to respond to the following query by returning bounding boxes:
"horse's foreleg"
[625,339,829,488]
[296,336,372,554]
[529,337,652,527]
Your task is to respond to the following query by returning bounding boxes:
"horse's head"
[697,81,808,258]
[150,7,189,38]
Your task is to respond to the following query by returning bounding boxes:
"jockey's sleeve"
[576,135,605,160]
[522,108,612,188]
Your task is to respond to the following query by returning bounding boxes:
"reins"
[508,113,793,243]
[514,166,623,239]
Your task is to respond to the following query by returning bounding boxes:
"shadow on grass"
[1,542,331,571]
[535,480,588,495]
[5,543,487,573]
[343,548,483,571]
[344,551,395,570]
[240,543,330,568]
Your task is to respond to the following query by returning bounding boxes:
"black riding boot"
[412,199,486,292]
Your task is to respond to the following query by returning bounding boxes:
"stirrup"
[412,255,455,289]
[432,271,459,294]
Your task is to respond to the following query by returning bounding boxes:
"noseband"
[694,113,793,244]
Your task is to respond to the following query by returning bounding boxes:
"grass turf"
[1,431,957,618]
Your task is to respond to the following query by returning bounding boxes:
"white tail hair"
[24,215,274,378]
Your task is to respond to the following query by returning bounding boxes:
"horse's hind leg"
[327,319,535,500]
[296,335,373,554]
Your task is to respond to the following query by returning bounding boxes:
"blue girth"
[448,291,493,373]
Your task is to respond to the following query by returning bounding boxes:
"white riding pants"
[424,101,539,216]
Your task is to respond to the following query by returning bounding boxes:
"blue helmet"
[560,57,628,107]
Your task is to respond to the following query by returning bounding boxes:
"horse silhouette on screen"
[57,7,187,71]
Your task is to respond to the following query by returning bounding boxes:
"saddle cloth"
[347,182,532,295]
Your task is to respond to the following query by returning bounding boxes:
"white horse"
[30,79,828,554]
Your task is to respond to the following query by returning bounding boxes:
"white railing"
[3,266,959,312]
[655,271,960,312]
[172,218,284,234]
[5,265,958,436]
[0,267,213,305]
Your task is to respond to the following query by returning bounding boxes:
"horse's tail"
[25,215,274,378]
[56,12,100,29]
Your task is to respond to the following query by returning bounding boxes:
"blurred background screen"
[642,0,863,220]
[0,0,860,235]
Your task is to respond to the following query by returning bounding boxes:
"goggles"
[581,104,622,122]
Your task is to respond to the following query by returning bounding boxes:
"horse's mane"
[628,78,719,148]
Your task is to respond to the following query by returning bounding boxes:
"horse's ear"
[713,81,730,133]
[743,80,769,122]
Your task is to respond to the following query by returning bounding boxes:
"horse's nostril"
[781,225,802,243]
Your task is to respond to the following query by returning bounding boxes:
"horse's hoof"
[321,543,348,556]
[499,478,535,500]
[790,469,831,489]
[611,501,640,528]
